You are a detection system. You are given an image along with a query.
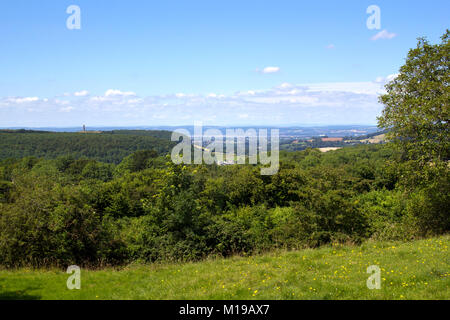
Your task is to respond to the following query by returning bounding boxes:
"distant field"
[0,235,448,300]
[360,134,386,144]
[318,147,342,152]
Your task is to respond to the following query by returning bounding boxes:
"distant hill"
[359,133,386,144]
[344,130,387,144]
[0,130,176,163]
[1,125,380,139]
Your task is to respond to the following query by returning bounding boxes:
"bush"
[0,176,125,267]
[405,176,450,236]
[357,190,409,241]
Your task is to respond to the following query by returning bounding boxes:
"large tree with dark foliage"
[378,30,449,236]
[378,30,449,163]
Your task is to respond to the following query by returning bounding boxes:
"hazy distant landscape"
[1,125,379,138]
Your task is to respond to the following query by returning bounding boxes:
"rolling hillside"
[0,130,176,163]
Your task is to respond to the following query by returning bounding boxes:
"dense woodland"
[0,130,175,164]
[0,142,447,267]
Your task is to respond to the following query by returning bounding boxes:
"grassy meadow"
[1,235,448,300]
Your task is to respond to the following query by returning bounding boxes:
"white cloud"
[90,89,137,102]
[326,44,335,49]
[0,78,395,126]
[278,82,293,89]
[74,90,89,97]
[303,82,385,95]
[375,73,399,84]
[104,89,136,97]
[371,30,397,41]
[261,66,280,74]
[237,90,257,96]
[386,73,399,82]
[90,96,108,102]
[8,97,39,103]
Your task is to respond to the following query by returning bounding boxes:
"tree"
[378,30,449,164]
[115,150,158,174]
[378,31,450,235]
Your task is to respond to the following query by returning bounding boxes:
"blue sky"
[0,0,448,127]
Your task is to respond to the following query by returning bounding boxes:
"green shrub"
[357,190,409,241]
[0,176,125,267]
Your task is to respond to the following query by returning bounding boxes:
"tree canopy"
[378,30,449,163]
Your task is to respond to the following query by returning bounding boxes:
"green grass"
[1,235,448,300]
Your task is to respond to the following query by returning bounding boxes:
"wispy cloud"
[104,89,136,97]
[74,90,89,97]
[375,73,399,83]
[325,44,335,49]
[258,66,280,74]
[7,97,39,104]
[371,29,397,41]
